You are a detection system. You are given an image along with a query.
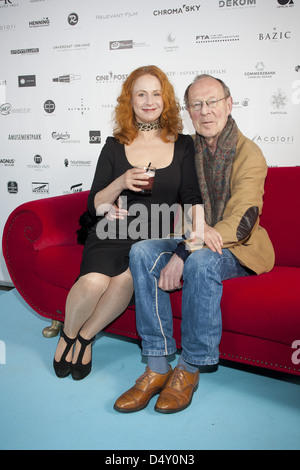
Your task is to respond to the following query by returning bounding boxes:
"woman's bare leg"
[73,268,134,364]
[54,269,134,366]
[54,272,110,363]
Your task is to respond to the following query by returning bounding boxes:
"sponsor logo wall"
[0,0,299,283]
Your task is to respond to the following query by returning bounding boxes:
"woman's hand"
[105,197,128,221]
[95,168,150,216]
[120,168,150,192]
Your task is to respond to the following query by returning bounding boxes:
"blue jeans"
[129,239,252,366]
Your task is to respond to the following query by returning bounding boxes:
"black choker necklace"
[137,120,160,132]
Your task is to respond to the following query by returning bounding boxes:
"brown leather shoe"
[154,366,199,414]
[114,366,172,413]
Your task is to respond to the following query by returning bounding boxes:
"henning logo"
[0,340,6,365]
[291,340,300,365]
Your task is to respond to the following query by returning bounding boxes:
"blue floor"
[0,288,299,450]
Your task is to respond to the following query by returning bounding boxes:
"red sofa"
[2,167,300,376]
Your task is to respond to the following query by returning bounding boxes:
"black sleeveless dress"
[79,134,202,277]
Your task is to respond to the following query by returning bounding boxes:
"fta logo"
[291,340,300,365]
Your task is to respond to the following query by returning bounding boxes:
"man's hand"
[190,223,223,255]
[158,254,184,292]
[203,223,223,255]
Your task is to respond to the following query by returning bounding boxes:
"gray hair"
[184,74,231,108]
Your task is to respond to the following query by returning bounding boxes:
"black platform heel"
[71,333,96,381]
[53,330,76,378]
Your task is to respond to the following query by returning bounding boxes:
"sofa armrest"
[2,191,88,297]
[3,191,89,253]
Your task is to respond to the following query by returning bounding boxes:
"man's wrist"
[172,242,191,263]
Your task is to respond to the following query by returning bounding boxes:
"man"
[114,75,275,414]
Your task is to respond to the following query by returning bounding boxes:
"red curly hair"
[113,65,183,145]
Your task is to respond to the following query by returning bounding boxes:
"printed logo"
[0,103,12,115]
[44,100,55,114]
[67,99,89,115]
[244,62,276,79]
[153,5,201,15]
[96,11,138,20]
[196,33,239,44]
[53,74,80,83]
[96,71,128,83]
[0,23,16,32]
[277,0,294,7]
[18,75,36,87]
[89,130,101,144]
[219,0,256,8]
[259,27,291,41]
[0,158,15,166]
[27,155,50,170]
[32,182,49,193]
[29,17,50,28]
[270,89,288,112]
[62,183,83,195]
[7,181,18,193]
[68,13,79,26]
[8,134,41,140]
[64,159,91,167]
[253,134,294,144]
[11,48,39,55]
[109,40,133,50]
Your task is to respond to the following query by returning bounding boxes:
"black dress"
[79,134,202,277]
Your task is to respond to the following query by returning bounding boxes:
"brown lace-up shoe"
[154,366,199,414]
[114,366,172,413]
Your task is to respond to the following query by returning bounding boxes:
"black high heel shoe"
[71,333,96,381]
[53,330,76,378]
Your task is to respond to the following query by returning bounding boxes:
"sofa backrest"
[260,166,300,267]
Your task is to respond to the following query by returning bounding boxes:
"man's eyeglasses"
[189,96,229,111]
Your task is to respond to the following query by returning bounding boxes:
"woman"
[53,65,202,380]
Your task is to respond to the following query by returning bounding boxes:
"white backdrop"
[0,0,299,283]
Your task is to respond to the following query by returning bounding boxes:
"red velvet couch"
[2,167,300,376]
